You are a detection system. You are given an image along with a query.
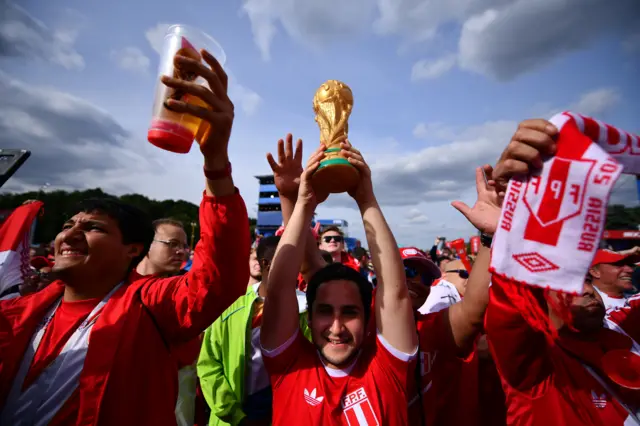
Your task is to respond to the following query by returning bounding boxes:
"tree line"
[0,188,257,245]
[0,188,637,246]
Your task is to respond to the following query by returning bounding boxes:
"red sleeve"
[373,332,418,390]
[262,330,313,389]
[139,190,250,343]
[485,278,552,392]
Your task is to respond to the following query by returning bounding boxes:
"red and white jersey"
[487,278,640,426]
[594,286,630,311]
[263,329,417,425]
[410,309,479,426]
[606,294,640,342]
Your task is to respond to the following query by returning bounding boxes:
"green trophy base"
[312,154,360,194]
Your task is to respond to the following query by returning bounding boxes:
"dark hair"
[319,250,334,264]
[75,198,154,269]
[257,236,281,264]
[306,263,372,324]
[320,226,344,238]
[352,247,367,259]
[152,218,185,231]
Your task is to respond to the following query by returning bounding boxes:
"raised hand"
[451,165,502,235]
[492,119,557,192]
[160,49,234,166]
[266,134,304,199]
[340,141,375,208]
[298,145,329,207]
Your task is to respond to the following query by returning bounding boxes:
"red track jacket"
[0,190,250,425]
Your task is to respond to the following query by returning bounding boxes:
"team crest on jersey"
[341,387,379,425]
[591,390,607,409]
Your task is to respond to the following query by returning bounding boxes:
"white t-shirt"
[246,283,307,396]
[594,285,629,311]
[419,279,462,314]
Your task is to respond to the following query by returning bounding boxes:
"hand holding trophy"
[311,80,360,194]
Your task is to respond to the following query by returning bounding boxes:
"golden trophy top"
[313,80,353,147]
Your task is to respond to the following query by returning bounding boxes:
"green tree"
[605,204,640,230]
[0,189,256,246]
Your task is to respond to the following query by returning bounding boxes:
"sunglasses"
[323,235,344,243]
[405,266,433,286]
[445,269,469,279]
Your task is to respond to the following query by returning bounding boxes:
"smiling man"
[261,141,418,425]
[589,249,640,310]
[0,50,249,426]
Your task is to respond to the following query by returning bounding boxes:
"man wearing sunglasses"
[421,260,470,314]
[318,226,359,271]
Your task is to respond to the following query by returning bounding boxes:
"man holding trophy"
[258,80,418,424]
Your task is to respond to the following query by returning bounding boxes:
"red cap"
[591,249,640,267]
[30,256,52,270]
[400,247,441,280]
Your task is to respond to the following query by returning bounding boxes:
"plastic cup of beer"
[147,25,226,154]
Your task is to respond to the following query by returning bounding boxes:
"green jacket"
[197,284,310,426]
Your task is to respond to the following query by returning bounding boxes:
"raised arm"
[342,143,417,354]
[267,135,328,283]
[485,118,559,390]
[139,49,249,342]
[261,157,324,351]
[444,166,499,353]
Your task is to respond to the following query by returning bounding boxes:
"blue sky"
[1,0,638,247]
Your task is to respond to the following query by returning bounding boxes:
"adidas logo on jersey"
[591,390,607,409]
[304,388,324,406]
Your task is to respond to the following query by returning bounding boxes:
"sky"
[0,0,638,247]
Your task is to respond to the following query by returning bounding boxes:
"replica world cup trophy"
[312,80,360,194]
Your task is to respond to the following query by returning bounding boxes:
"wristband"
[203,163,232,180]
[480,232,493,248]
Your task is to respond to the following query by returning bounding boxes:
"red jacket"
[486,278,640,426]
[0,191,250,426]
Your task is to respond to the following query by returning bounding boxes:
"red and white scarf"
[0,201,43,295]
[491,111,640,295]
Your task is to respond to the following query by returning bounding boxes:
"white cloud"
[413,122,456,140]
[240,0,376,61]
[374,0,509,43]
[535,87,622,119]
[0,71,154,191]
[110,47,150,75]
[458,0,640,80]
[623,32,640,54]
[569,88,621,117]
[145,23,171,56]
[230,82,263,116]
[0,2,85,69]
[411,54,457,81]
[406,208,429,224]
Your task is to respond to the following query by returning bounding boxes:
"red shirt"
[263,330,416,425]
[486,278,640,426]
[410,310,479,426]
[22,297,100,425]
